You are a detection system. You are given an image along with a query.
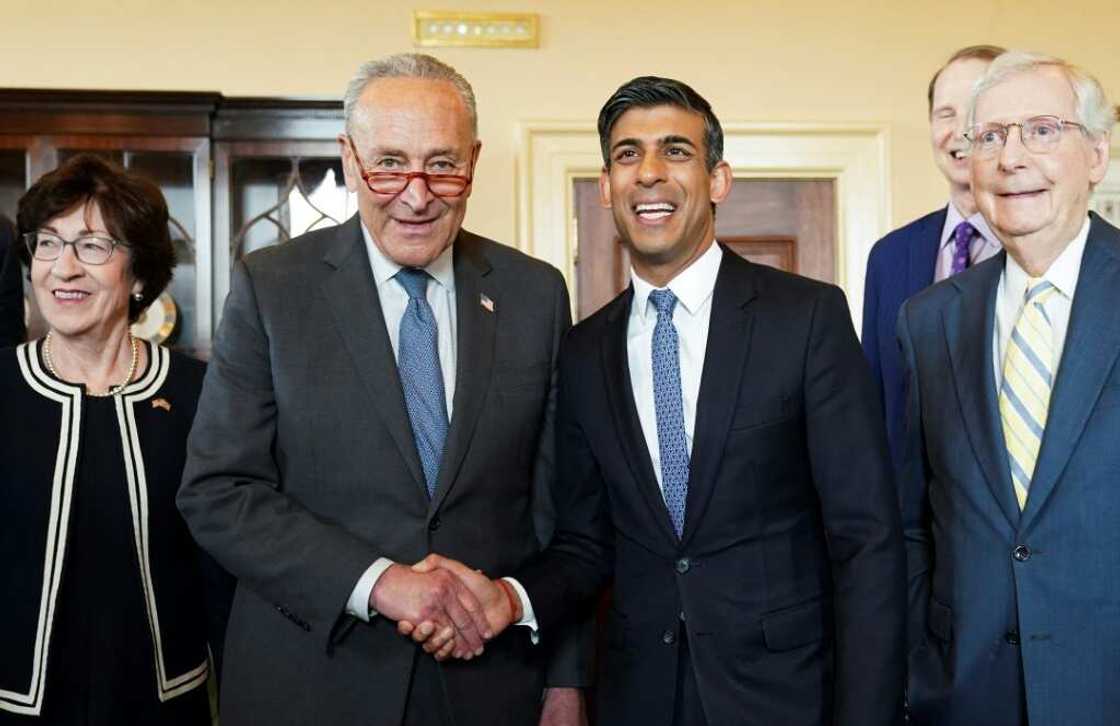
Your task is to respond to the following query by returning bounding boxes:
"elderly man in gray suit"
[179,53,586,726]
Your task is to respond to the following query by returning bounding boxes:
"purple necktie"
[951,221,976,276]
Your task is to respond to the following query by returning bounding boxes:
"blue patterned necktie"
[396,268,448,498]
[649,289,690,537]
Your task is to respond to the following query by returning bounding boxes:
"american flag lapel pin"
[480,293,495,313]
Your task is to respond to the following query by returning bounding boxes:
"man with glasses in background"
[862,45,1004,468]
[897,51,1118,725]
[179,53,587,726]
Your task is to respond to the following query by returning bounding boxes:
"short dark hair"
[927,45,1006,114]
[598,76,724,171]
[17,154,175,322]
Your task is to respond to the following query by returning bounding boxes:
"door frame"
[516,121,890,334]
[1090,144,1120,226]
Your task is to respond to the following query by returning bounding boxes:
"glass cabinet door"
[213,140,354,323]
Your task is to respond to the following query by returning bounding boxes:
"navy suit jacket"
[0,216,26,347]
[520,248,906,726]
[897,213,1120,726]
[862,208,945,467]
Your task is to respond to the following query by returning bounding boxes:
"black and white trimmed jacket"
[0,339,226,718]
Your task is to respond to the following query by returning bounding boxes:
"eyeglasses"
[346,137,473,198]
[965,115,1088,156]
[24,231,127,265]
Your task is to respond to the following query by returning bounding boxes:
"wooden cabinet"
[0,89,346,358]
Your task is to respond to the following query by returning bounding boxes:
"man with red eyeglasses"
[179,53,586,726]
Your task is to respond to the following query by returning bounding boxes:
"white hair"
[343,53,477,137]
[967,50,1115,138]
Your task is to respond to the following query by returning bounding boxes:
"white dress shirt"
[992,217,1089,385]
[513,242,725,638]
[628,242,723,493]
[345,222,537,631]
[934,202,1001,282]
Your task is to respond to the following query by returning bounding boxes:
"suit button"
[678,610,686,622]
[1012,545,1031,562]
[675,557,691,574]
[428,517,441,532]
[662,629,676,645]
[1004,630,1020,645]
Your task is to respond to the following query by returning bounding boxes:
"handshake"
[369,553,523,661]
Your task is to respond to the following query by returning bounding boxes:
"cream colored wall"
[5,0,1118,251]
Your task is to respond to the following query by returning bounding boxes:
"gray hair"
[967,50,1116,138]
[343,53,478,137]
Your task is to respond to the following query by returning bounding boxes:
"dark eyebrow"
[610,137,642,154]
[610,135,698,155]
[659,135,697,149]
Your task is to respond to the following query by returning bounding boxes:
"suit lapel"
[1021,217,1120,530]
[429,232,496,513]
[943,254,1021,527]
[319,216,426,492]
[909,208,946,293]
[600,288,679,545]
[680,251,756,547]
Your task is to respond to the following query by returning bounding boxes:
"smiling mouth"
[633,202,677,222]
[53,290,90,301]
[949,149,969,161]
[999,189,1046,199]
[391,217,441,232]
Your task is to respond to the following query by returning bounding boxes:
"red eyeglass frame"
[346,136,474,198]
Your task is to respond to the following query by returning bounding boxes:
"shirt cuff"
[346,557,396,622]
[502,577,540,644]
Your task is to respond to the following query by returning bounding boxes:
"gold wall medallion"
[131,291,180,344]
[412,11,539,49]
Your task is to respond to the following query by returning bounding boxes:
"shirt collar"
[1003,216,1090,301]
[630,241,723,322]
[361,220,455,293]
[940,201,1000,252]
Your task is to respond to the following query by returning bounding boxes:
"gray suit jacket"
[178,215,577,726]
[898,213,1120,726]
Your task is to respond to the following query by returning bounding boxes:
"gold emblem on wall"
[412,11,539,48]
[131,291,180,345]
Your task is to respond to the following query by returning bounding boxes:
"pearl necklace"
[43,331,140,397]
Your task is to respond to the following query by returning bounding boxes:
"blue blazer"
[897,213,1120,726]
[862,208,945,466]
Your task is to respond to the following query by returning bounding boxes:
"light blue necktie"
[649,289,689,537]
[999,278,1059,510]
[396,268,448,499]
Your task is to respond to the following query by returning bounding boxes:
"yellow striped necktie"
[999,278,1060,510]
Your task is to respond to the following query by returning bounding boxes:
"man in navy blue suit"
[862,45,1004,465]
[899,50,1118,725]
